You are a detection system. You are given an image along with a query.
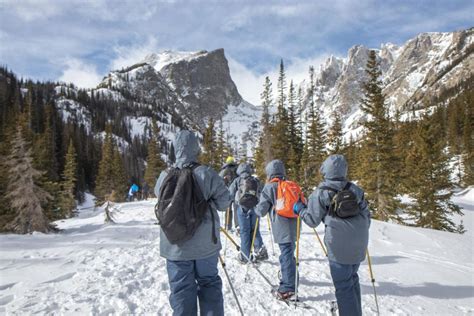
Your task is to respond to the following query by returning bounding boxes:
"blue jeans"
[166,255,224,316]
[329,260,362,316]
[278,242,296,292]
[236,205,263,259]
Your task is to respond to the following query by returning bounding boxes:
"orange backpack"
[270,178,306,218]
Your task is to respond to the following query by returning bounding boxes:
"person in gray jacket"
[254,159,298,299]
[154,130,231,316]
[296,154,370,316]
[229,163,268,263]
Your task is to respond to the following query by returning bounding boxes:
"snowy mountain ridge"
[299,28,473,140]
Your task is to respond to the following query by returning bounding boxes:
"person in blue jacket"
[254,159,298,300]
[228,163,268,263]
[154,130,231,316]
[127,183,139,201]
[296,154,370,316]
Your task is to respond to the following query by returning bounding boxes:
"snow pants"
[329,260,362,316]
[278,242,296,292]
[237,205,264,259]
[166,254,224,316]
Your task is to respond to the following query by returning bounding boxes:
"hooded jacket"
[228,163,261,208]
[300,155,371,264]
[154,130,231,260]
[254,160,298,244]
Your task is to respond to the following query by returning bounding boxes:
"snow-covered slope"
[1,192,472,315]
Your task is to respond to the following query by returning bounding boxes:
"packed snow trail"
[0,191,473,315]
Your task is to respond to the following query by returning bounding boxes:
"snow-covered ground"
[1,191,473,315]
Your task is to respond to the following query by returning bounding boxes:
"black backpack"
[222,165,237,186]
[155,164,217,245]
[320,182,361,218]
[238,176,259,209]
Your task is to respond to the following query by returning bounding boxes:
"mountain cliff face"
[303,27,473,138]
[59,48,259,153]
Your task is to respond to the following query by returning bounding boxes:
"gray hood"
[237,163,252,177]
[173,130,200,168]
[320,155,348,180]
[265,160,286,179]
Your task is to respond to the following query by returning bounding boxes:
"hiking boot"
[254,246,269,261]
[275,291,295,300]
[237,253,248,264]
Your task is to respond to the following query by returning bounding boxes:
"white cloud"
[59,59,103,88]
[110,37,160,71]
[2,0,62,21]
[228,54,330,105]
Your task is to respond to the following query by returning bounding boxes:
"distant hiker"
[296,155,370,316]
[255,160,303,300]
[127,183,139,202]
[219,156,239,231]
[229,163,268,263]
[154,130,231,316]
[142,182,150,200]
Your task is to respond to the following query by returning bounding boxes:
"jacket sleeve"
[208,168,232,212]
[359,191,371,227]
[154,170,168,199]
[228,177,239,201]
[254,183,274,217]
[300,189,327,228]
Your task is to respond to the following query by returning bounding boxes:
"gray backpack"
[238,176,259,209]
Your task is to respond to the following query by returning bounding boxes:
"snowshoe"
[254,246,269,261]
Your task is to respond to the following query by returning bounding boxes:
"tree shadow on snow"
[362,281,474,299]
[362,255,406,265]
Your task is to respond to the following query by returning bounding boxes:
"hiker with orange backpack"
[254,159,306,300]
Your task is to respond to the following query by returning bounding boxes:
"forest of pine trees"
[0,48,472,234]
[251,53,472,233]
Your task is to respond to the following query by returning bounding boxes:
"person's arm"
[254,183,274,217]
[209,169,232,212]
[154,171,168,199]
[299,189,327,228]
[228,177,239,201]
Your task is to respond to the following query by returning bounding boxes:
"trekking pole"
[295,215,301,308]
[267,215,275,256]
[366,249,380,315]
[224,207,231,257]
[220,228,275,288]
[244,217,260,281]
[313,228,328,257]
[219,255,244,316]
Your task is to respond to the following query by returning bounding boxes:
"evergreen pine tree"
[359,50,400,221]
[462,94,473,185]
[58,139,77,217]
[144,121,166,189]
[200,118,218,169]
[5,124,54,233]
[287,80,303,180]
[301,66,326,192]
[271,60,290,164]
[112,147,128,201]
[254,77,274,179]
[405,114,463,232]
[328,109,343,154]
[95,125,127,203]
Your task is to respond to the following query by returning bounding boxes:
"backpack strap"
[343,182,352,190]
[319,186,339,216]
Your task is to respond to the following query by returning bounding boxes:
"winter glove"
[293,201,306,215]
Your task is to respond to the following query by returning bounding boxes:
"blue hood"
[320,155,348,180]
[237,163,252,177]
[265,160,286,179]
[173,130,200,168]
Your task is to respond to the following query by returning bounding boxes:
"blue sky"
[1,0,472,104]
